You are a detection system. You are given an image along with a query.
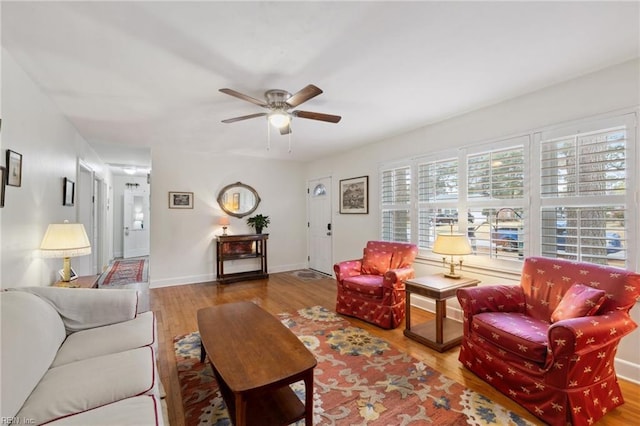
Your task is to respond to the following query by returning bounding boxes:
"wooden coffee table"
[197,302,316,425]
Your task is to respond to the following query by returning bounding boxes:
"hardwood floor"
[151,272,639,426]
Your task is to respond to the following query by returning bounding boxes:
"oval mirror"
[217,182,261,218]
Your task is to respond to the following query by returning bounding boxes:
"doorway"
[308,177,333,275]
[76,161,107,275]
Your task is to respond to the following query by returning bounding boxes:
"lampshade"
[432,233,472,256]
[219,216,231,226]
[40,222,92,258]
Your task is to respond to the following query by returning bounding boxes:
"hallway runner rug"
[98,257,148,287]
[174,306,535,426]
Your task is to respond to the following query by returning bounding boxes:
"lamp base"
[61,257,72,282]
[443,272,462,279]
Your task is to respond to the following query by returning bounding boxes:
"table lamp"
[432,233,472,279]
[219,216,230,235]
[40,221,91,282]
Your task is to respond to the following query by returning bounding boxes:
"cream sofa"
[1,287,164,425]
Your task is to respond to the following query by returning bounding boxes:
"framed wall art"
[339,175,368,214]
[6,150,22,187]
[63,177,75,206]
[168,191,194,209]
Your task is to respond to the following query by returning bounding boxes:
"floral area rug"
[98,257,148,287]
[174,306,535,426]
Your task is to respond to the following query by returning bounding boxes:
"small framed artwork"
[58,268,78,281]
[339,175,369,214]
[169,191,194,209]
[0,166,6,208]
[63,177,75,206]
[6,150,23,187]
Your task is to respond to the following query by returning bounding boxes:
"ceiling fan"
[219,84,341,135]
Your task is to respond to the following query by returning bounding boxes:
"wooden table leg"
[304,370,314,425]
[235,393,246,426]
[435,299,445,344]
[405,290,412,331]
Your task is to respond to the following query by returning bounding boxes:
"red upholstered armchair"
[456,257,640,426]
[334,241,418,329]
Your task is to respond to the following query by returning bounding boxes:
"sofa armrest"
[383,267,414,289]
[548,311,638,358]
[334,259,362,282]
[456,285,525,315]
[14,287,139,334]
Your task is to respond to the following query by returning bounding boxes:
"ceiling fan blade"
[286,84,323,108]
[294,110,342,123]
[279,123,292,135]
[221,112,267,123]
[219,88,268,108]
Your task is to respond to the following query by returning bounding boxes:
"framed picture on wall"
[6,150,22,187]
[168,191,194,209]
[63,177,75,206]
[339,175,368,214]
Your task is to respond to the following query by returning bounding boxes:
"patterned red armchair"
[456,257,640,426]
[334,241,418,329]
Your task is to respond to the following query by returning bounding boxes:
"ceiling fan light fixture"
[268,111,290,128]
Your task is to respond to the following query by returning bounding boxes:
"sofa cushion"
[361,247,392,275]
[550,283,606,323]
[52,311,156,367]
[343,275,385,297]
[472,312,549,363]
[0,291,66,419]
[16,346,156,425]
[46,395,163,426]
[16,287,138,333]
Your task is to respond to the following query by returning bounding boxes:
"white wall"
[305,58,640,382]
[149,148,307,287]
[0,49,112,288]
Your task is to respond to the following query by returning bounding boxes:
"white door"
[308,177,333,275]
[123,189,150,258]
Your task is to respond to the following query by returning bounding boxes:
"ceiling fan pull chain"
[288,128,292,153]
[266,119,271,151]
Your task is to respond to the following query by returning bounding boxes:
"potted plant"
[246,214,270,234]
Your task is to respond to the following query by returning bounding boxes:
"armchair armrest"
[456,285,525,315]
[549,311,638,358]
[14,287,139,334]
[334,259,362,282]
[383,267,414,289]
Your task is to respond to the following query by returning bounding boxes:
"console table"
[216,234,268,284]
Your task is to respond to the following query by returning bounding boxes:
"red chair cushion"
[473,312,549,363]
[342,275,385,298]
[550,282,607,323]
[361,247,392,275]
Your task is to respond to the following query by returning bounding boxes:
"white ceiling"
[3,1,639,166]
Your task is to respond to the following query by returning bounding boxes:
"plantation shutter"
[381,166,411,242]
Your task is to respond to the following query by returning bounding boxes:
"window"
[538,122,630,267]
[379,112,636,269]
[381,165,411,242]
[417,158,458,248]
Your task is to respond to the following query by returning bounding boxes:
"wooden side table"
[404,274,479,352]
[52,275,100,288]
